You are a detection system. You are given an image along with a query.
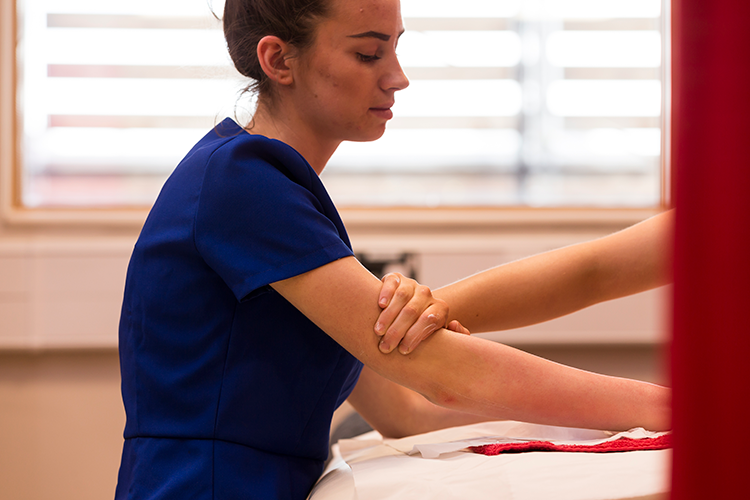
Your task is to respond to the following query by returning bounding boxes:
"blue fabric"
[115,118,362,500]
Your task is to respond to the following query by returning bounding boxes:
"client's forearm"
[374,330,671,432]
[349,366,493,438]
[435,210,674,334]
[434,246,599,333]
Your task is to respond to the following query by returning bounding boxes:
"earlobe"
[257,36,294,86]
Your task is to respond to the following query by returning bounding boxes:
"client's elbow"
[420,383,461,411]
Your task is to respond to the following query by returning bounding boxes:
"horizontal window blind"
[17,0,666,208]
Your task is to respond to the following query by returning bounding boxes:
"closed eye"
[357,53,381,63]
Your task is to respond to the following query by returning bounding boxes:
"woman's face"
[290,0,409,144]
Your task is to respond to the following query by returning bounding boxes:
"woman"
[114,0,671,498]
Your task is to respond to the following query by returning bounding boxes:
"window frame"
[0,0,670,232]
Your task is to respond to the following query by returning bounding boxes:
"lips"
[369,103,394,120]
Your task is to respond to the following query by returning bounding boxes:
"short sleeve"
[194,135,353,301]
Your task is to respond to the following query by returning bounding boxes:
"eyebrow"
[348,30,405,41]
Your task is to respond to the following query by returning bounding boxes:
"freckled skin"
[249,0,409,174]
[288,0,408,145]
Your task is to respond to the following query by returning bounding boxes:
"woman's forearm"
[435,210,674,333]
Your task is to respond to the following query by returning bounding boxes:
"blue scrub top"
[115,118,362,500]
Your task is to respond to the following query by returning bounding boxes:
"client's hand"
[375,273,470,355]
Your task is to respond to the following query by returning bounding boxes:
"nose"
[382,54,410,92]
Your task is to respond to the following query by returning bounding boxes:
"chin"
[349,126,387,143]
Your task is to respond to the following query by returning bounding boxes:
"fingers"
[447,319,471,335]
[374,273,411,338]
[374,273,453,355]
[378,272,402,309]
[392,305,445,355]
[380,292,448,355]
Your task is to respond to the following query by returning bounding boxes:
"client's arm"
[435,210,674,333]
[347,365,492,438]
[271,256,671,434]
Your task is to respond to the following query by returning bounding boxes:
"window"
[15,0,668,209]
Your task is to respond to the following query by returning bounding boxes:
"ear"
[257,35,294,86]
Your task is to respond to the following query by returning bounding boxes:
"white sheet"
[308,421,670,500]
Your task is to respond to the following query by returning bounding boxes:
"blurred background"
[0,1,671,499]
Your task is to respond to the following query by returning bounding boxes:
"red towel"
[470,434,672,456]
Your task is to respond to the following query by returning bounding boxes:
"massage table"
[308,421,670,500]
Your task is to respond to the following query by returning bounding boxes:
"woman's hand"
[375,273,470,355]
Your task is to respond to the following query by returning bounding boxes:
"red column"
[670,1,750,499]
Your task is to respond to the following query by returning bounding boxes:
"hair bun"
[222,0,329,98]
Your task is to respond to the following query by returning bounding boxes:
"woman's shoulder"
[210,118,303,162]
[187,118,265,163]
[203,119,317,188]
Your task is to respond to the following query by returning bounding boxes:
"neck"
[245,100,340,175]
